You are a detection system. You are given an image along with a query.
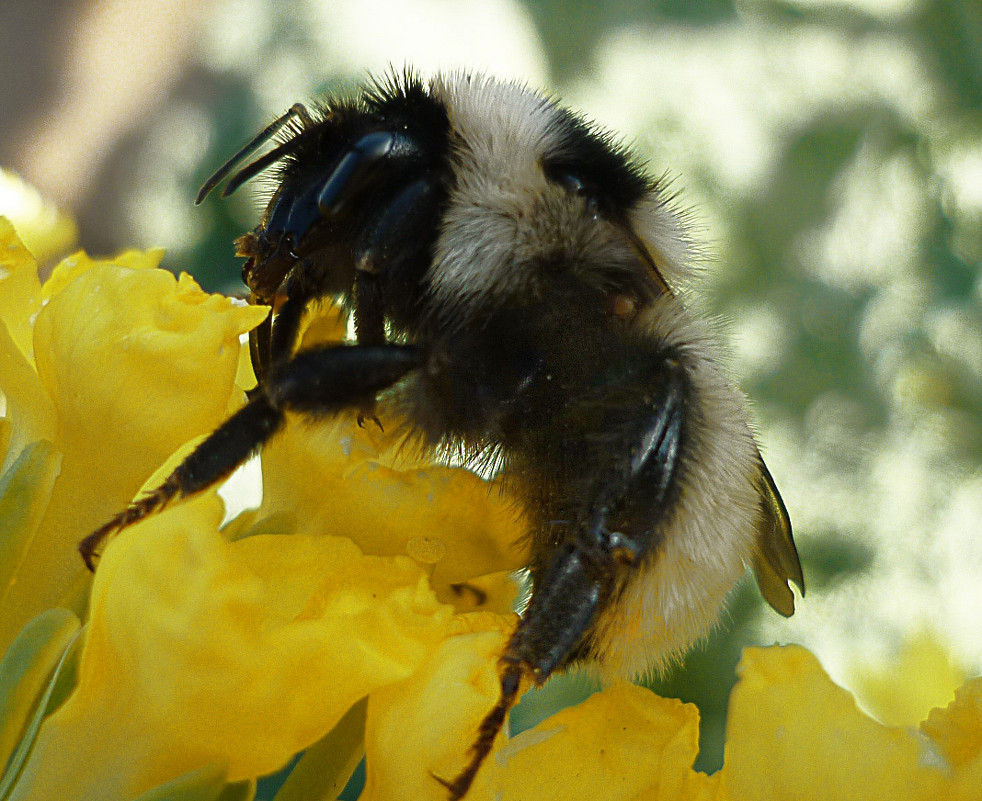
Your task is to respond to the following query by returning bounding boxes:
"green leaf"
[0,608,79,776]
[0,440,62,613]
[216,780,256,801]
[272,697,367,801]
[0,614,83,801]
[131,764,238,801]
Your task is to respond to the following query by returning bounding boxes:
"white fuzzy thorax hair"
[426,72,767,680]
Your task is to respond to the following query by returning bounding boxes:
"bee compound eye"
[558,171,587,196]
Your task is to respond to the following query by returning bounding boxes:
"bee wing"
[751,450,804,617]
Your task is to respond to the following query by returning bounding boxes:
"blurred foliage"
[90,0,982,787]
[519,0,738,79]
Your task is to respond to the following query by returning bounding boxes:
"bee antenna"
[219,136,309,199]
[195,102,314,205]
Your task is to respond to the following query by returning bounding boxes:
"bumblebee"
[81,70,803,799]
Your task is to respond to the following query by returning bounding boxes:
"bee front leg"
[80,343,420,570]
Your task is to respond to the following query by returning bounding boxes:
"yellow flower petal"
[360,622,513,801]
[484,682,716,801]
[721,645,949,801]
[33,263,265,467]
[850,630,968,728]
[297,298,349,347]
[0,173,77,266]
[0,252,267,656]
[10,492,455,800]
[361,622,721,801]
[0,223,57,479]
[271,697,368,801]
[234,329,259,393]
[920,678,982,796]
[0,319,57,477]
[259,413,527,610]
[0,217,43,365]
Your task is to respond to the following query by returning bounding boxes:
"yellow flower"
[240,291,528,613]
[360,617,514,801]
[2,210,981,801]
[257,415,528,612]
[850,630,969,728]
[0,216,525,799]
[7,493,459,800]
[719,646,981,801]
[0,168,77,265]
[921,678,982,792]
[362,644,982,801]
[0,218,268,653]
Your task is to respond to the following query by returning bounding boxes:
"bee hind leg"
[438,349,688,799]
[436,543,610,800]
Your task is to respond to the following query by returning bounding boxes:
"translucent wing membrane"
[752,452,804,617]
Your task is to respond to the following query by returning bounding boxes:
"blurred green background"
[2,0,980,786]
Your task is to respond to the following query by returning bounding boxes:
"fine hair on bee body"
[80,68,803,799]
